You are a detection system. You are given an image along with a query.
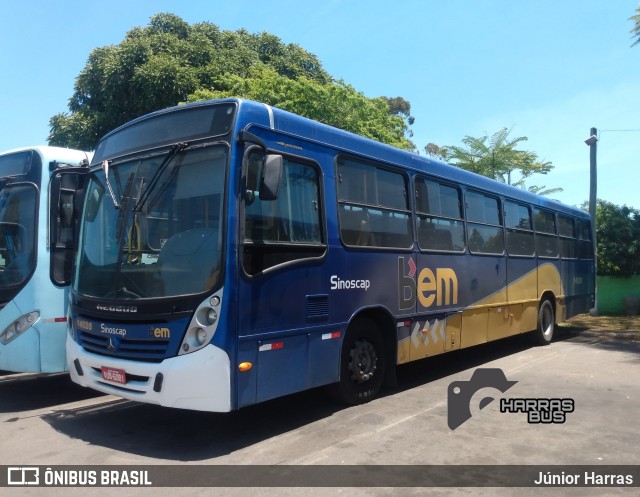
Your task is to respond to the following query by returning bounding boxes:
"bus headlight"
[195,327,207,346]
[206,308,218,325]
[181,326,211,352]
[0,311,40,345]
[179,290,222,356]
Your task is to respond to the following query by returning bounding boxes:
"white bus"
[0,146,89,372]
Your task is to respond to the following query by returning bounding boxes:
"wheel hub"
[349,338,377,384]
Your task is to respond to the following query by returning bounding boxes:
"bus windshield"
[74,144,227,300]
[0,184,37,290]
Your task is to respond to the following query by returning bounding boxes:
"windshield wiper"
[101,160,120,209]
[115,172,136,244]
[134,142,189,213]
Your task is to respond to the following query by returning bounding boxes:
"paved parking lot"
[1,327,639,496]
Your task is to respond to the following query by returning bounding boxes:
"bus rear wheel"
[533,299,555,345]
[331,318,386,405]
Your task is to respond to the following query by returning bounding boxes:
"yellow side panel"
[444,314,461,352]
[521,302,538,333]
[509,303,525,334]
[487,306,511,341]
[397,263,565,363]
[461,309,488,348]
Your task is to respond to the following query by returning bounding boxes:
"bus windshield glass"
[74,145,227,300]
[0,184,37,289]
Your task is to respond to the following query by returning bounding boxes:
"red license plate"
[101,366,127,385]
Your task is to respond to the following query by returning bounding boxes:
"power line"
[598,128,640,133]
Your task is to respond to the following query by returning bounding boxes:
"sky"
[1,0,639,209]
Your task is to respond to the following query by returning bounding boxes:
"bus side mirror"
[49,168,88,286]
[259,154,283,201]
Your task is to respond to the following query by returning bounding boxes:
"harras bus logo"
[448,368,517,430]
[447,368,575,430]
[397,256,458,310]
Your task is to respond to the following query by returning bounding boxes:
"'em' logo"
[398,257,458,310]
[149,327,170,338]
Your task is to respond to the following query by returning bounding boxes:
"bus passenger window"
[415,177,464,252]
[337,158,411,249]
[505,200,534,256]
[534,208,558,258]
[558,215,576,259]
[466,191,504,255]
[576,218,593,259]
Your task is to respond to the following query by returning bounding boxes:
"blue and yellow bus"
[66,99,594,410]
[0,146,89,372]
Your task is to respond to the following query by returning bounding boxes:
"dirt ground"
[561,313,640,341]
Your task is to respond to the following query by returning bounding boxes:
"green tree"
[429,128,561,195]
[48,13,414,151]
[592,200,640,276]
[189,66,413,150]
[631,5,640,47]
[424,142,448,161]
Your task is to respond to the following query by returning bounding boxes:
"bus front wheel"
[533,299,555,345]
[331,318,386,405]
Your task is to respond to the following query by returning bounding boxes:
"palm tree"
[631,6,640,47]
[442,128,561,195]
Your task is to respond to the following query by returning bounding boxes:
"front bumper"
[66,336,231,412]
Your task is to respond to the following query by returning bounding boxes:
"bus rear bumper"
[66,338,231,412]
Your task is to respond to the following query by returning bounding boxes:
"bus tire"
[533,299,555,345]
[331,318,386,405]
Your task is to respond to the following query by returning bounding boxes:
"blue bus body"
[0,146,89,372]
[67,99,594,410]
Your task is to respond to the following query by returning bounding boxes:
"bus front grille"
[77,330,170,363]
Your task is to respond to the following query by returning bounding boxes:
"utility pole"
[585,127,598,314]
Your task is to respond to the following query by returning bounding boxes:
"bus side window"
[466,191,504,255]
[505,200,534,256]
[415,177,465,252]
[337,158,412,249]
[242,155,324,275]
[533,208,558,258]
[576,218,593,259]
[558,215,576,259]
